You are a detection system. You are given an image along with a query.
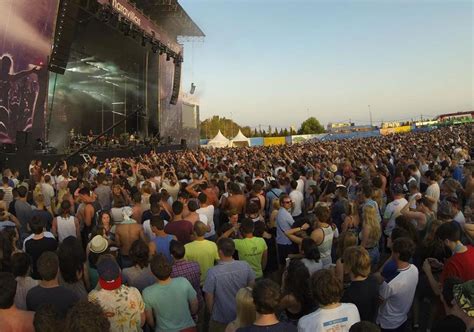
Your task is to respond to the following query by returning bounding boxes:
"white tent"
[230,129,250,147]
[207,130,230,148]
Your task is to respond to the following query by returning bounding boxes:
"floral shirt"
[88,285,144,332]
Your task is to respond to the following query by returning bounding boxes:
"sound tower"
[170,59,182,105]
[49,0,81,74]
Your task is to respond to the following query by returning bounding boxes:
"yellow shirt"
[185,240,219,285]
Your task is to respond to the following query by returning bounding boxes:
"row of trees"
[200,116,325,139]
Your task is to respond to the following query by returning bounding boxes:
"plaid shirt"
[171,260,203,307]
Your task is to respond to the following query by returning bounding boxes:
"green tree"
[297,117,325,135]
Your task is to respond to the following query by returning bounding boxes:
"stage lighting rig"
[141,34,148,47]
[151,41,160,53]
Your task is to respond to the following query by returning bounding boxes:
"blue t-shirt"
[152,235,174,262]
[203,260,255,324]
[276,208,295,245]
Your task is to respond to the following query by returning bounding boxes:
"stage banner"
[291,134,316,144]
[249,137,264,147]
[393,125,411,133]
[379,128,396,135]
[263,137,285,146]
[0,0,59,143]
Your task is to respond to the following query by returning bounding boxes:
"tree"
[298,117,325,135]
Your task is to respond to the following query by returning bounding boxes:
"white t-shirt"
[298,303,360,332]
[377,264,419,329]
[453,211,465,225]
[197,206,215,237]
[142,219,168,241]
[383,198,408,236]
[425,182,440,213]
[296,178,305,195]
[41,183,55,208]
[289,190,304,217]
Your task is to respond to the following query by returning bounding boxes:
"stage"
[0,0,204,172]
[0,143,185,176]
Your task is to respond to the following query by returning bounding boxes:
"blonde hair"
[343,246,371,277]
[272,199,280,210]
[336,231,358,259]
[363,205,381,244]
[235,287,256,328]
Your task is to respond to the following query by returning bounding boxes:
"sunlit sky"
[180,0,472,128]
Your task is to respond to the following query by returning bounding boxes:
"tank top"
[152,235,174,262]
[57,215,76,242]
[318,225,335,268]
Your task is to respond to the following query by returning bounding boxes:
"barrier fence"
[200,121,471,147]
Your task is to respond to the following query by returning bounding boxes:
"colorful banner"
[291,134,316,144]
[249,137,263,146]
[380,128,396,135]
[0,0,59,143]
[393,125,411,133]
[263,137,286,146]
[380,126,411,135]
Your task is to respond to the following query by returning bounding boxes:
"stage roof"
[131,0,205,38]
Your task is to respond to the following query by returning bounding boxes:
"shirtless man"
[221,182,246,215]
[114,210,145,268]
[76,188,97,248]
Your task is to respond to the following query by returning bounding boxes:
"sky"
[179,0,473,129]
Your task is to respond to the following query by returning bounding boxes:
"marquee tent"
[230,130,250,147]
[207,130,230,148]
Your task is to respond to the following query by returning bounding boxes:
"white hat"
[89,235,108,254]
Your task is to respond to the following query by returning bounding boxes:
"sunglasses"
[283,201,292,204]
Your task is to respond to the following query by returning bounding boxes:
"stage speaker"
[170,59,182,105]
[49,0,81,74]
[15,131,32,148]
[180,139,187,149]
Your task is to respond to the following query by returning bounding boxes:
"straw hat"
[89,235,108,254]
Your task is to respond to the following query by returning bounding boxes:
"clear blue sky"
[179,0,472,129]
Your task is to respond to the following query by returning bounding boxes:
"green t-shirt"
[185,240,219,285]
[142,277,196,332]
[234,237,268,278]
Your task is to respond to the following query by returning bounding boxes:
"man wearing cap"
[115,207,145,268]
[88,255,145,332]
[87,235,110,290]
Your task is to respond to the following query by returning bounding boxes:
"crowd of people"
[0,124,473,332]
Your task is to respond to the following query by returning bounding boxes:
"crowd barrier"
[200,122,465,147]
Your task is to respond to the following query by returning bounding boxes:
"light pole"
[368,104,373,127]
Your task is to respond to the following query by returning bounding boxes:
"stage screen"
[182,103,198,129]
[0,0,59,143]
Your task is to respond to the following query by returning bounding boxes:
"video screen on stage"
[0,0,59,144]
[182,103,198,129]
